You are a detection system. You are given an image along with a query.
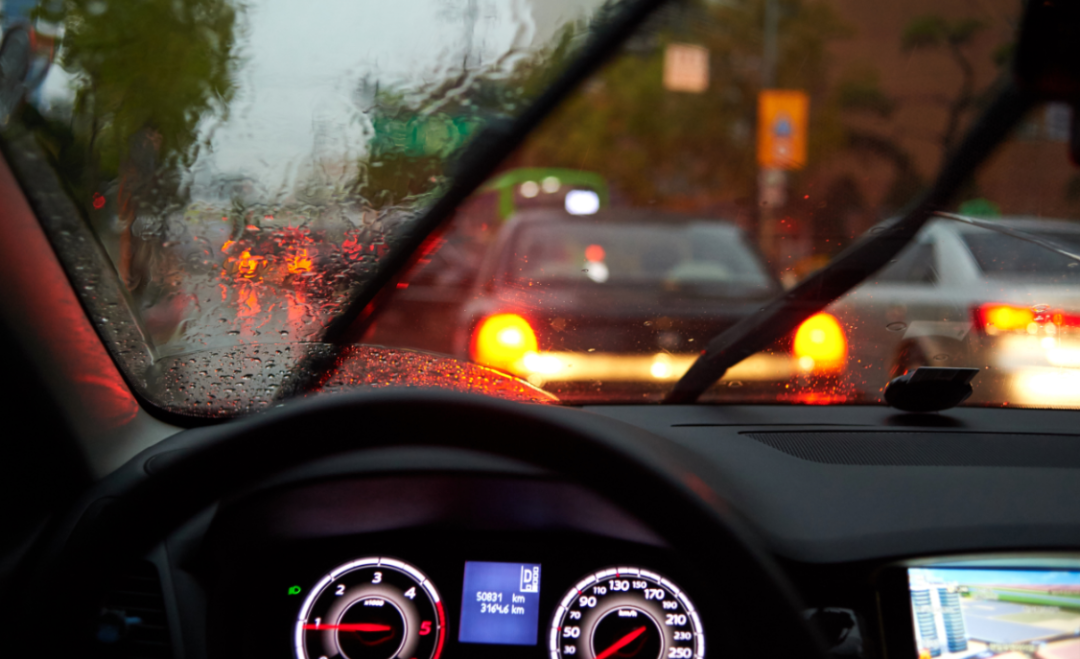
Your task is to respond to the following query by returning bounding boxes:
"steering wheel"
[10,390,826,658]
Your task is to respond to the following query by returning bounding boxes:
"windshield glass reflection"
[10,0,1080,413]
[2,0,617,414]
[368,0,1080,409]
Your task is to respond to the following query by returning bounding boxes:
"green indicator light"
[288,585,301,595]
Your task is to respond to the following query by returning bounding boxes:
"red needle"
[594,626,647,659]
[303,623,393,632]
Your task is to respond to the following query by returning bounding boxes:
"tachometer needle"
[594,626,647,659]
[303,623,393,632]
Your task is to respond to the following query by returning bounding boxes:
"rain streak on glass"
[12,0,618,415]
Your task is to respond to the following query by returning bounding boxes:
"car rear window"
[961,231,1080,280]
[506,221,773,290]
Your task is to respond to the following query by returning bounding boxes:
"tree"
[833,68,925,214]
[35,0,242,286]
[514,0,851,209]
[356,18,591,213]
[830,14,994,218]
[901,15,987,160]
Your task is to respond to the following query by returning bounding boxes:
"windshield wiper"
[664,82,1031,404]
[274,0,672,399]
[933,211,1080,262]
[665,0,1080,403]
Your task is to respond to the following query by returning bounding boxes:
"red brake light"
[1051,312,1080,328]
[470,314,538,373]
[793,313,847,372]
[976,304,1034,333]
[974,303,1080,334]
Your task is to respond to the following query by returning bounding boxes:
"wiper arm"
[664,82,1031,404]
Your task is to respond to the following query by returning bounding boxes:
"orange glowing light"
[471,313,538,373]
[976,303,1080,333]
[980,304,1035,332]
[779,392,850,405]
[221,240,236,253]
[585,244,605,262]
[286,248,313,274]
[236,250,264,277]
[793,312,847,371]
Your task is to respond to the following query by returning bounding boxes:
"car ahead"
[832,218,1080,404]
[453,209,850,400]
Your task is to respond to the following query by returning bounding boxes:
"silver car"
[831,218,1080,405]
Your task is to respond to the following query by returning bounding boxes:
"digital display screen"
[458,561,542,646]
[908,567,1080,658]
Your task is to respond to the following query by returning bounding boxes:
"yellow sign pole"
[757,89,809,264]
[757,90,809,169]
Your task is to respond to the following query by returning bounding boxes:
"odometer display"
[295,557,445,659]
[549,567,702,659]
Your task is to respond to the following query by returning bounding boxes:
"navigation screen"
[458,561,542,646]
[908,567,1080,659]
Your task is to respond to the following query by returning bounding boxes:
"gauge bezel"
[294,556,446,659]
[548,566,704,659]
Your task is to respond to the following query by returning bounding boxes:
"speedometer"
[549,567,703,659]
[295,557,445,659]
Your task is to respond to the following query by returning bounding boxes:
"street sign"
[663,43,709,93]
[757,90,808,169]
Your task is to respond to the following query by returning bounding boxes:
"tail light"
[974,303,1080,335]
[470,313,538,373]
[793,312,847,372]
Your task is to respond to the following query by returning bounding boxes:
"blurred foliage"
[832,12,998,213]
[901,15,984,51]
[514,0,851,207]
[900,14,988,157]
[836,69,895,118]
[358,18,594,212]
[33,0,241,197]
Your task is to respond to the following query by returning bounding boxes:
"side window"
[876,241,938,285]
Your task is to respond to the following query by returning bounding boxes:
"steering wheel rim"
[12,389,826,658]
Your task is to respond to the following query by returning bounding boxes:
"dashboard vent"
[745,431,1080,467]
[98,560,174,659]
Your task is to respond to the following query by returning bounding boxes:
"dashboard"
[205,475,701,659]
[97,402,1080,659]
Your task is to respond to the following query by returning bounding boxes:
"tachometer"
[295,557,445,659]
[549,567,702,659]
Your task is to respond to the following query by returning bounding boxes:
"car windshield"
[7,0,1080,415]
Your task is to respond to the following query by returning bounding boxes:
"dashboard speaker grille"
[745,431,1080,467]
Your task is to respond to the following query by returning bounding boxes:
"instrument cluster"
[207,526,710,659]
[291,556,703,659]
[291,553,704,656]
[203,476,712,659]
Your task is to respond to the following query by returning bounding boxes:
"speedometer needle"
[594,626,647,659]
[302,623,393,632]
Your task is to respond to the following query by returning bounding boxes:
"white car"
[832,218,1080,405]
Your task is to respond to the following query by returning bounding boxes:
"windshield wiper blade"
[933,211,1080,263]
[664,82,1031,404]
[275,0,670,399]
